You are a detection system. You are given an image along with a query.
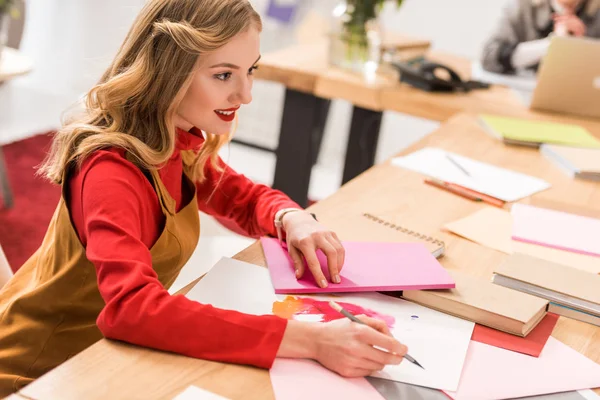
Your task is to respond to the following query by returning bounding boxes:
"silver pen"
[446,154,472,177]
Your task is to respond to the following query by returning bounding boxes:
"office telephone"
[392,59,490,93]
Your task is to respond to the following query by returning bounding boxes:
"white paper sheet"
[185,257,276,316]
[169,235,253,294]
[471,61,537,92]
[186,257,474,392]
[304,292,475,392]
[172,385,230,400]
[391,147,551,202]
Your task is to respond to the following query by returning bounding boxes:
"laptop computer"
[530,36,600,119]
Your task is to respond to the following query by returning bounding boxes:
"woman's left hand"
[282,211,345,288]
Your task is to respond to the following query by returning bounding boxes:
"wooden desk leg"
[273,89,329,207]
[341,106,383,184]
[0,147,14,209]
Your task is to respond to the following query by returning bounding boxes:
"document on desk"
[512,204,600,258]
[443,337,600,400]
[187,257,474,392]
[391,147,550,202]
[443,207,600,274]
[471,61,537,92]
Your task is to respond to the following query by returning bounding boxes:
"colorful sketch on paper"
[272,296,396,328]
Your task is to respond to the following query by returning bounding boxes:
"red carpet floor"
[0,133,61,271]
[0,133,315,272]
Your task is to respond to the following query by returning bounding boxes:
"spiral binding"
[362,213,445,247]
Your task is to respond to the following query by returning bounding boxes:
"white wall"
[0,0,145,144]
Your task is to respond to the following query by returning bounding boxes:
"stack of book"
[493,253,600,327]
[541,144,600,181]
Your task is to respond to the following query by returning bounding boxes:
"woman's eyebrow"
[209,55,261,69]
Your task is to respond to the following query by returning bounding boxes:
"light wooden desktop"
[15,113,600,400]
[254,39,600,207]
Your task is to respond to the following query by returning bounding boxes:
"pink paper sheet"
[260,238,455,294]
[511,204,600,258]
[270,358,384,400]
[444,338,600,400]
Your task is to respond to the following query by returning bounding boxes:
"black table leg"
[272,89,330,208]
[341,105,383,184]
[310,99,331,166]
[0,147,14,209]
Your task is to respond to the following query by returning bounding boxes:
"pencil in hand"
[328,301,425,370]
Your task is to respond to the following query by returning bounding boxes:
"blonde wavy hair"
[40,0,262,184]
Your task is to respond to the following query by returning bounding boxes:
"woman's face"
[175,26,260,135]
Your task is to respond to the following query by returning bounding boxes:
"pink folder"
[444,338,600,399]
[511,204,600,258]
[260,237,455,294]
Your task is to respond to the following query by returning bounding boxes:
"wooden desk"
[256,41,600,207]
[17,113,600,400]
[254,37,431,207]
[0,47,33,209]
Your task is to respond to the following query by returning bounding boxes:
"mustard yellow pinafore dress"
[0,152,200,396]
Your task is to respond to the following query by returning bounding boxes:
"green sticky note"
[479,114,600,148]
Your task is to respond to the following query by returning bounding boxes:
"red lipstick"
[214,106,239,122]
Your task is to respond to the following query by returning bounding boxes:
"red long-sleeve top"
[67,127,300,369]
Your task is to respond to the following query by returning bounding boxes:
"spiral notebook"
[331,213,446,259]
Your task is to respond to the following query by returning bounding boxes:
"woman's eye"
[249,65,259,75]
[215,72,232,81]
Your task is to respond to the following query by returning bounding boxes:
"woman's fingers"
[315,238,340,284]
[297,239,328,288]
[288,244,305,279]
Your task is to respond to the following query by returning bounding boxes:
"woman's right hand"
[313,315,407,377]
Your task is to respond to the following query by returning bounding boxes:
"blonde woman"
[0,0,407,395]
[481,0,600,74]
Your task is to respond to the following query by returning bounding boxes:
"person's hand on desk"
[554,14,586,37]
[277,317,407,377]
[281,210,345,288]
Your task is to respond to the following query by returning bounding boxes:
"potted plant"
[329,0,404,73]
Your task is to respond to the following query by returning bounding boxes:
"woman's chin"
[211,121,234,135]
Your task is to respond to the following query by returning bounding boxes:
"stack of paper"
[471,61,537,92]
[187,257,600,400]
[511,204,600,258]
[541,144,600,181]
[479,114,600,148]
[391,147,551,202]
[443,207,600,274]
[186,258,475,392]
[260,238,454,294]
